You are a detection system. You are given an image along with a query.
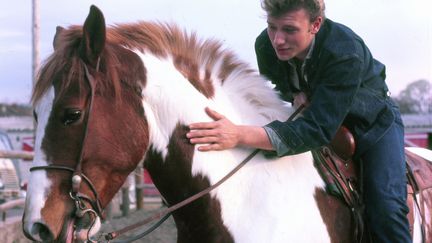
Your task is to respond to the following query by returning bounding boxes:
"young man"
[187,0,411,242]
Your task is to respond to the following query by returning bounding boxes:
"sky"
[0,0,431,104]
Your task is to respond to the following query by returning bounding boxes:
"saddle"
[313,126,432,242]
[312,126,364,242]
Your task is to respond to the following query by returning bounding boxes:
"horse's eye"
[33,110,38,123]
[62,109,82,126]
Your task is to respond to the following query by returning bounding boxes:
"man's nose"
[273,31,285,45]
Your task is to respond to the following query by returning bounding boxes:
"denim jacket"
[255,19,403,157]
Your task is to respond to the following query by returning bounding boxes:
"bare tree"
[394,79,432,114]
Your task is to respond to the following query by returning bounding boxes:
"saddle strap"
[313,147,360,207]
[312,147,364,243]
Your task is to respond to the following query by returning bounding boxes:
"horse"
[22,5,432,243]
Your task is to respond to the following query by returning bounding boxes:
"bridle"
[30,61,103,242]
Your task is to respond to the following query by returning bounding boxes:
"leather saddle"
[313,126,432,242]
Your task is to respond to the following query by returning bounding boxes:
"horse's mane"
[109,22,258,99]
[32,21,256,104]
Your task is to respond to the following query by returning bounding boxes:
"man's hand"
[187,107,241,151]
[293,92,309,109]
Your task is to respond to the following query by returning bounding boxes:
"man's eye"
[268,25,277,31]
[283,28,297,33]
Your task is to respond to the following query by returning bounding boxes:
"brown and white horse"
[22,5,430,243]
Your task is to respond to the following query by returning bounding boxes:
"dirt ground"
[100,204,177,243]
[2,203,177,243]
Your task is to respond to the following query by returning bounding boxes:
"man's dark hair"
[261,0,325,21]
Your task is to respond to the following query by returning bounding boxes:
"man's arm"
[187,107,274,151]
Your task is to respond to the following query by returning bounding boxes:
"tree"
[394,79,432,114]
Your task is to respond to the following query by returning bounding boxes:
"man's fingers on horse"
[198,143,221,152]
[205,107,224,121]
[189,121,217,130]
[187,129,218,139]
[189,136,218,144]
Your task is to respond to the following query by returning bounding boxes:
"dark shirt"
[255,19,403,157]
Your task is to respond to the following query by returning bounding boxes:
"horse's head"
[22,6,148,242]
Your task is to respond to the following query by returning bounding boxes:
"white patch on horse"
[191,66,329,242]
[193,150,329,242]
[136,51,214,159]
[135,48,331,242]
[23,87,55,231]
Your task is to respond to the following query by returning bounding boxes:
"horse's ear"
[53,26,64,50]
[79,5,106,68]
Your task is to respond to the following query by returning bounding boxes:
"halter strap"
[30,59,104,220]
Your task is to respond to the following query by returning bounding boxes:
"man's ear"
[310,16,323,34]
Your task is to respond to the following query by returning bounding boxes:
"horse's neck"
[138,51,292,156]
[138,50,331,241]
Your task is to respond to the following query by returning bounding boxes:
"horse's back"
[196,149,341,242]
[405,147,432,242]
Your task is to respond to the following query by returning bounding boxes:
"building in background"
[0,130,22,202]
[0,116,34,189]
[402,114,432,149]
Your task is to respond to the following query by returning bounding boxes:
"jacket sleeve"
[265,53,365,155]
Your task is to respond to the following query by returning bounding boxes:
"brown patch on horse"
[314,187,354,243]
[405,149,432,241]
[144,124,234,243]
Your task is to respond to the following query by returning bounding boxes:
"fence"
[0,150,33,160]
[0,198,25,222]
[0,149,151,219]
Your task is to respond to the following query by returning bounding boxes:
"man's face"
[267,9,322,61]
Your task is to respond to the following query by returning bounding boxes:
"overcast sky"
[0,0,431,103]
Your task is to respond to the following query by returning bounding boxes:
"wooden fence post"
[0,150,34,160]
[135,165,144,210]
[121,178,130,216]
[105,201,113,221]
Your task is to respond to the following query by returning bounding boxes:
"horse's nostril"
[31,222,54,241]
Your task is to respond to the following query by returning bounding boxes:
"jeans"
[361,120,411,243]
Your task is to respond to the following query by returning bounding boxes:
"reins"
[104,149,260,242]
[103,104,306,242]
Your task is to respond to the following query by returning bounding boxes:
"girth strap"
[312,126,365,243]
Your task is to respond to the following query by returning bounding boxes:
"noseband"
[30,60,103,242]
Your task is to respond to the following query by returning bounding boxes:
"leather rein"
[29,59,305,242]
